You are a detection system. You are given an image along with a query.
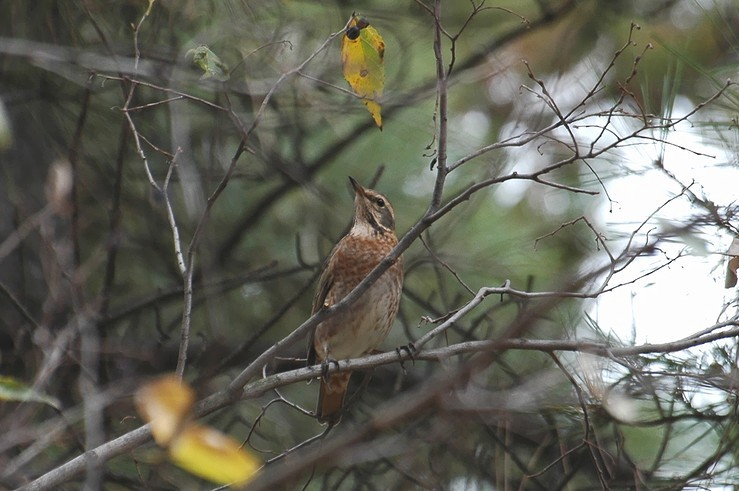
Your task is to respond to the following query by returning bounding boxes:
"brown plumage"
[308,177,403,425]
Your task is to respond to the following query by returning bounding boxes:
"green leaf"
[186,45,230,82]
[0,376,61,410]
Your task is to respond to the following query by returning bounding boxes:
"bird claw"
[395,343,416,373]
[320,358,340,382]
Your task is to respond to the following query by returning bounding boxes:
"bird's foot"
[395,342,417,373]
[320,358,340,383]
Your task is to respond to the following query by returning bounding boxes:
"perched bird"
[308,177,403,425]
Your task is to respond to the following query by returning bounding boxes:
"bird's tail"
[317,371,352,425]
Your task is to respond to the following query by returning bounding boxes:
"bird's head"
[349,176,396,236]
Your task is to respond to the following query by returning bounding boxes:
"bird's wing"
[307,243,339,366]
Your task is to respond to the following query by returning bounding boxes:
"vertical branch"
[430,0,448,211]
[161,151,187,277]
[123,98,187,276]
[99,121,128,315]
[176,255,195,378]
[64,63,104,491]
[122,0,191,376]
[67,84,91,268]
[79,315,103,490]
[158,150,192,378]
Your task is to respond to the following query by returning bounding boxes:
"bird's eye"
[375,198,385,208]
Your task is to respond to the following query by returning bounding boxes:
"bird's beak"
[348,176,365,198]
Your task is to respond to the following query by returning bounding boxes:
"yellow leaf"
[341,14,385,129]
[134,374,262,487]
[134,374,194,446]
[169,423,260,487]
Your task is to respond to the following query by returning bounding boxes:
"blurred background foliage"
[1,0,737,489]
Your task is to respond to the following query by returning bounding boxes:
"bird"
[307,177,404,425]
